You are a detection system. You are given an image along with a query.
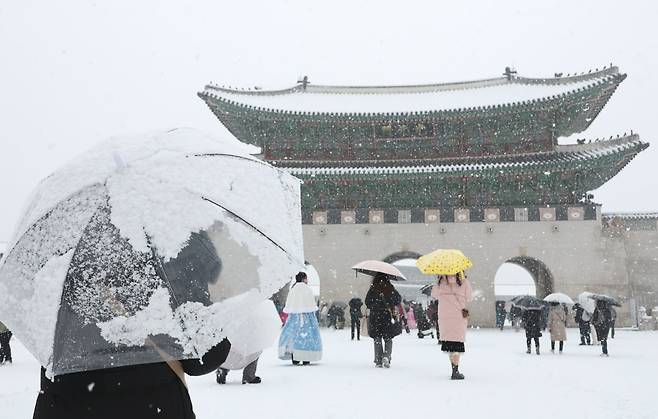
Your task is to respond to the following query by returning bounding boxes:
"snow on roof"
[282,135,643,177]
[602,212,658,220]
[202,67,620,114]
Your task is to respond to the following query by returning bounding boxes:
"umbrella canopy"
[0,128,304,376]
[420,283,436,297]
[330,301,348,309]
[578,292,597,314]
[510,295,547,310]
[220,299,281,370]
[543,293,575,305]
[416,249,473,275]
[351,260,406,281]
[588,293,622,307]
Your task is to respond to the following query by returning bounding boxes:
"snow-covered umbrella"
[588,293,622,307]
[543,293,575,305]
[351,260,406,281]
[578,292,597,314]
[510,295,547,310]
[0,128,304,376]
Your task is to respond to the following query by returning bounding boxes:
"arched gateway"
[200,66,656,326]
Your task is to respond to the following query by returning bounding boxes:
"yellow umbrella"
[416,249,473,275]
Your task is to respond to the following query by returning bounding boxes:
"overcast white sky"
[1,0,657,243]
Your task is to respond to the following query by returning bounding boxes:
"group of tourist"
[521,300,617,356]
[272,268,473,380]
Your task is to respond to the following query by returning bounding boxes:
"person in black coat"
[495,301,507,331]
[573,303,591,345]
[33,339,230,419]
[34,229,232,418]
[348,298,364,340]
[592,300,613,356]
[365,273,402,368]
[521,309,542,355]
[0,321,12,364]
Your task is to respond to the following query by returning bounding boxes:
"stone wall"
[303,216,658,327]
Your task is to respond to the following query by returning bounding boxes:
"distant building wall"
[304,216,658,327]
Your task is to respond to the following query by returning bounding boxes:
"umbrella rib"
[202,197,294,261]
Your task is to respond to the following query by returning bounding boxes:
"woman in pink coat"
[431,272,473,380]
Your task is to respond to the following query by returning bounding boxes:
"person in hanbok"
[278,272,322,365]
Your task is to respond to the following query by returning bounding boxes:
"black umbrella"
[330,301,348,309]
[588,293,622,307]
[510,295,548,310]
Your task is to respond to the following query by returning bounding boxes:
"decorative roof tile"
[201,67,621,116]
[279,135,646,177]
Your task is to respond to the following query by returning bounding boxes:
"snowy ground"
[1,328,656,419]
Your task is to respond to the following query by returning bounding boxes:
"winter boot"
[451,363,464,380]
[382,357,390,368]
[526,344,531,354]
[216,369,228,385]
[242,376,262,384]
[536,346,540,355]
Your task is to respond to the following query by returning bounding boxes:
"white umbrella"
[0,128,304,376]
[544,293,575,305]
[351,260,406,280]
[220,299,282,370]
[578,292,597,314]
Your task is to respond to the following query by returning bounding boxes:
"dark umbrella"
[510,295,548,310]
[588,293,622,307]
[0,128,304,376]
[420,284,434,297]
[330,301,348,309]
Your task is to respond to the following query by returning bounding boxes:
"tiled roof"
[201,67,621,115]
[602,212,658,220]
[280,135,646,177]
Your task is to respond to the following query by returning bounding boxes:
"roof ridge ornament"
[297,75,310,91]
[503,66,518,80]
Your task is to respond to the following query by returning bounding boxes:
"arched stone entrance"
[494,262,537,299]
[506,256,554,298]
[382,251,422,264]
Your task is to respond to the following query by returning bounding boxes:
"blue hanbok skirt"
[278,312,323,362]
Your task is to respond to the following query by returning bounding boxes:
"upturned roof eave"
[204,66,619,96]
[276,135,647,178]
[198,74,623,126]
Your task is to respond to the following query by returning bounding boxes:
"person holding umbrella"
[365,273,403,368]
[352,260,406,368]
[522,308,543,355]
[0,129,306,419]
[216,300,281,385]
[511,296,547,355]
[348,297,364,341]
[573,303,592,345]
[547,302,567,353]
[418,249,473,380]
[544,293,573,354]
[278,272,323,365]
[590,295,619,356]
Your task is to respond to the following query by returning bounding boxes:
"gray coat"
[548,306,567,341]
